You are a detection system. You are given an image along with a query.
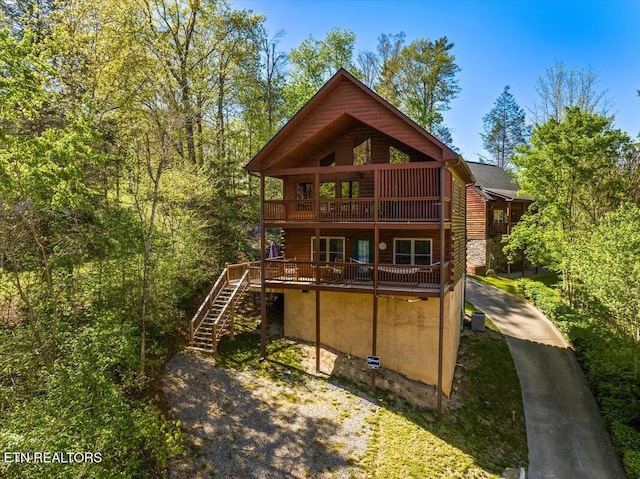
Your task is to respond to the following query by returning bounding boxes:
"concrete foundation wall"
[283,283,463,395]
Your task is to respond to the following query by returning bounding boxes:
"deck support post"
[437,164,446,419]
[315,220,321,373]
[314,170,321,373]
[371,170,380,392]
[260,174,267,359]
[315,289,321,373]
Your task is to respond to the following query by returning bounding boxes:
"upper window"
[320,152,335,167]
[493,210,507,223]
[353,138,371,165]
[311,237,345,262]
[389,146,410,164]
[393,238,432,265]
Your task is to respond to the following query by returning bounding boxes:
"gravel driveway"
[163,352,378,479]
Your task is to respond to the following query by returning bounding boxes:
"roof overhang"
[246,69,473,183]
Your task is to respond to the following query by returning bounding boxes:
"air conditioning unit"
[471,312,486,332]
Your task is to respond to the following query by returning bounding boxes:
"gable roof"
[245,69,474,183]
[466,161,532,201]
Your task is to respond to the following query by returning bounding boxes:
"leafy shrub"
[0,362,181,479]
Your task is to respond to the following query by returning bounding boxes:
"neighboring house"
[465,161,532,274]
[245,69,474,398]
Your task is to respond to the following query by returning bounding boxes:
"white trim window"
[311,236,345,262]
[393,238,432,265]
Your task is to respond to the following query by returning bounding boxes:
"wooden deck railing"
[254,259,450,289]
[490,222,509,236]
[263,163,451,224]
[227,261,260,282]
[263,198,449,223]
[190,267,228,342]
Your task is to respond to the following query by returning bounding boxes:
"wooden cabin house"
[245,69,474,397]
[466,162,532,274]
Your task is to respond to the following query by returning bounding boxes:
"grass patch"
[469,274,520,296]
[361,322,527,478]
[469,272,559,298]
[214,310,304,382]
[465,301,481,315]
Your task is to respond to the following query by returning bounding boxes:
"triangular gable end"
[246,69,459,173]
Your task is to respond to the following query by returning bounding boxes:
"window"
[493,209,507,223]
[311,237,345,262]
[341,181,360,198]
[297,183,313,199]
[389,146,410,164]
[353,138,371,165]
[393,239,432,265]
[320,152,335,167]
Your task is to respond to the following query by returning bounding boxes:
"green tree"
[481,85,527,170]
[284,27,356,116]
[573,204,640,376]
[396,37,460,144]
[510,107,630,300]
[359,33,458,146]
[373,31,405,103]
[503,209,561,272]
[624,139,640,205]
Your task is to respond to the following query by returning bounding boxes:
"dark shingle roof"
[466,162,532,201]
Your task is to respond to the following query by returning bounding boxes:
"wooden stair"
[188,266,251,353]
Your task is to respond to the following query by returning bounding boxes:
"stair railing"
[214,269,250,328]
[190,267,228,343]
[211,269,250,351]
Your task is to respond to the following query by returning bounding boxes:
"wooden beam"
[438,165,445,419]
[314,170,321,373]
[257,281,441,296]
[315,289,321,374]
[371,169,380,392]
[260,174,267,359]
[264,221,446,230]
[267,160,442,178]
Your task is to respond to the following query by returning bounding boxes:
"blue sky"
[234,0,640,160]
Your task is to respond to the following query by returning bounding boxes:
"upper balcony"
[263,162,452,225]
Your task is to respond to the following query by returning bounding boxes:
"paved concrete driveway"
[466,278,626,479]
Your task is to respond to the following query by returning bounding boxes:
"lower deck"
[231,258,451,297]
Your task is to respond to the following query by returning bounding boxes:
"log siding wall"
[466,186,487,239]
[282,228,443,265]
